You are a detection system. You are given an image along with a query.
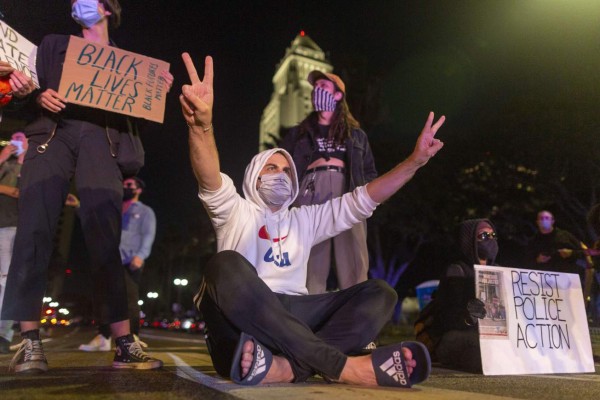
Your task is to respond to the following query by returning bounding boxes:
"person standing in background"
[78,177,156,351]
[0,132,27,353]
[530,210,588,275]
[585,205,600,325]
[281,71,377,294]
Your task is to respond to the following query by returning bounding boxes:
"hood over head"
[242,148,299,211]
[458,218,497,265]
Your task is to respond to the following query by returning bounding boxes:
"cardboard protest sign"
[0,20,39,87]
[58,36,169,123]
[475,265,595,375]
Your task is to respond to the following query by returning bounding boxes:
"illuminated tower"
[259,32,333,151]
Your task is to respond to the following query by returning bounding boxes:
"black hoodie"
[435,219,497,332]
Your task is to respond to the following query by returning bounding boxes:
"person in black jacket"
[2,0,170,374]
[433,219,497,372]
[530,210,587,275]
[586,205,600,325]
[280,71,376,294]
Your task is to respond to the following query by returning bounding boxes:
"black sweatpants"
[200,250,397,382]
[2,119,126,323]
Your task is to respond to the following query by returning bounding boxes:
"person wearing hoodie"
[433,219,498,372]
[180,53,445,387]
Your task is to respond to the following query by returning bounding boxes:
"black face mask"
[123,188,136,201]
[477,239,498,262]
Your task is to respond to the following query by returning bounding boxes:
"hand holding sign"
[0,61,14,77]
[37,89,67,113]
[466,298,487,324]
[0,60,35,101]
[9,69,35,99]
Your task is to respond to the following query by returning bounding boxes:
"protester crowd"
[1,0,599,390]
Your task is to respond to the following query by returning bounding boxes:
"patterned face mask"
[312,87,337,112]
[258,172,292,207]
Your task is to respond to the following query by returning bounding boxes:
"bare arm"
[179,53,221,191]
[0,184,18,198]
[366,112,445,204]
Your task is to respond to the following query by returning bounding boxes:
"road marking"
[168,352,236,391]
[142,333,205,344]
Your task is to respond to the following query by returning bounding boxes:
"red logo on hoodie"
[258,225,287,243]
[259,225,291,267]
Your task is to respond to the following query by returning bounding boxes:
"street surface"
[1,326,600,399]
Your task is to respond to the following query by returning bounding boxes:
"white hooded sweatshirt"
[198,148,378,295]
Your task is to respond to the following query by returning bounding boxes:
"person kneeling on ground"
[428,219,498,372]
[180,53,445,387]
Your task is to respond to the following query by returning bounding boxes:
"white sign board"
[0,20,39,87]
[475,265,595,375]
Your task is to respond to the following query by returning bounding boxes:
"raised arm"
[179,53,221,191]
[366,112,445,204]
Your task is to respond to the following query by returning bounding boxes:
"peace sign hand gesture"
[409,111,445,167]
[179,53,214,133]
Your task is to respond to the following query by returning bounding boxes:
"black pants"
[2,119,126,323]
[99,265,141,338]
[200,250,397,382]
[436,329,482,373]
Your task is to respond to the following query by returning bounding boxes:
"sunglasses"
[477,231,497,241]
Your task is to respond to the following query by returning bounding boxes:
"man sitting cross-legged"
[180,53,445,387]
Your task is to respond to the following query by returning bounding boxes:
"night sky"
[3,0,600,237]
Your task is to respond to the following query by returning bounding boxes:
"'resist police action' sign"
[475,265,594,375]
[58,36,169,123]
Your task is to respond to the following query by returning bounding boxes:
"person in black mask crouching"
[422,219,499,372]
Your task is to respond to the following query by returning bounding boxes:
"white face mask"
[538,219,553,231]
[258,172,292,207]
[72,0,102,28]
[10,140,25,156]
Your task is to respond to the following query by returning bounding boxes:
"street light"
[147,292,159,299]
[173,277,188,311]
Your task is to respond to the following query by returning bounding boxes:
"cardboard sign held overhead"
[58,36,169,123]
[475,265,595,375]
[0,20,39,87]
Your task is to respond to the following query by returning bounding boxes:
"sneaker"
[133,334,148,349]
[113,335,162,369]
[79,334,111,352]
[9,339,48,374]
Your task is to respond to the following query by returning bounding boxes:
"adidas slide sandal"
[372,341,431,388]
[230,332,273,385]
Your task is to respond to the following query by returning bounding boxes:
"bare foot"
[239,339,294,384]
[339,347,415,386]
[240,340,255,378]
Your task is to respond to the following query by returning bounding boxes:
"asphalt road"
[1,326,600,399]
